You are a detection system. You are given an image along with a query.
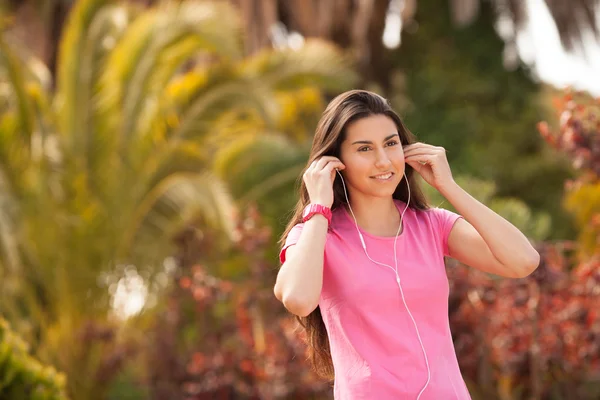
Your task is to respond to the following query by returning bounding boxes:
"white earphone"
[335,168,431,399]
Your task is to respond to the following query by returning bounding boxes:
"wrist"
[310,198,332,208]
[305,213,328,225]
[302,203,332,224]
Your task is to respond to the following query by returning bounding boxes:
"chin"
[367,186,397,198]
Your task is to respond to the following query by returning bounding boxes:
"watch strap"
[302,204,332,224]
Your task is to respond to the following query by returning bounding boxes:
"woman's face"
[339,114,405,200]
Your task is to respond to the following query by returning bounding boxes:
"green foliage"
[565,182,600,253]
[213,132,309,228]
[423,175,551,241]
[393,0,574,239]
[0,317,69,400]
[0,0,355,398]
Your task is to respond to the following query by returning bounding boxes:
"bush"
[448,89,600,400]
[0,317,69,400]
[143,207,332,399]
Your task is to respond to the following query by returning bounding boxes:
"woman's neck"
[347,195,402,237]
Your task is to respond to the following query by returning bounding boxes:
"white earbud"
[335,169,431,399]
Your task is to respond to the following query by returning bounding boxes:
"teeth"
[373,173,392,180]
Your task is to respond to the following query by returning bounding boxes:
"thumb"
[330,167,338,182]
[405,160,422,173]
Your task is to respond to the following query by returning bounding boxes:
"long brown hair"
[278,90,430,380]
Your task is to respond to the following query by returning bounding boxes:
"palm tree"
[0,0,355,398]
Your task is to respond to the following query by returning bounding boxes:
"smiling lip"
[371,172,394,180]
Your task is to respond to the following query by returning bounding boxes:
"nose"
[375,150,392,169]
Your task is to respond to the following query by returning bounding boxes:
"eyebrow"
[351,133,399,145]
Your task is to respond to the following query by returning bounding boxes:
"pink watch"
[302,204,332,224]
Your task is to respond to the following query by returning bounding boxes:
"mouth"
[371,172,394,181]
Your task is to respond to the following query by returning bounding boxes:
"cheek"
[395,147,406,160]
[340,156,368,185]
[392,149,406,166]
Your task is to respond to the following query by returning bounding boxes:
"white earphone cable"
[335,169,431,399]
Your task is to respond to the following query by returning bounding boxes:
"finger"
[405,158,430,172]
[404,143,441,153]
[405,159,424,173]
[405,152,437,161]
[404,149,437,157]
[405,154,433,164]
[305,160,319,175]
[321,160,345,173]
[314,156,340,171]
[307,157,331,173]
[317,156,341,161]
[317,158,344,171]
[327,162,346,182]
[404,143,440,153]
[403,142,427,149]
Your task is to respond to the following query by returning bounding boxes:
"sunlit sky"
[382,0,600,95]
[518,0,600,95]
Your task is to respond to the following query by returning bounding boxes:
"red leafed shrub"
[448,90,600,399]
[538,90,600,254]
[448,243,600,399]
[538,91,600,178]
[146,206,331,400]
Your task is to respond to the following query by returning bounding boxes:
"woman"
[273,90,539,399]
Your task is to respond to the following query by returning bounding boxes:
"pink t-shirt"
[279,200,471,399]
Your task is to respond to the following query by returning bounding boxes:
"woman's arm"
[440,182,540,278]
[275,156,345,315]
[403,143,539,278]
[274,215,328,317]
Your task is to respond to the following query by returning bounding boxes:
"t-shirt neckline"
[341,199,409,241]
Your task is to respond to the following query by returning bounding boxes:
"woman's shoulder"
[413,204,462,235]
[419,204,460,219]
[286,206,346,231]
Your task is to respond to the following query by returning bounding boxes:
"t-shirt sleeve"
[431,207,463,257]
[279,223,304,264]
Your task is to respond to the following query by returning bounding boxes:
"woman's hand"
[303,156,346,207]
[403,143,455,191]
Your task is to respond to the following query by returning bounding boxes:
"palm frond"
[240,38,358,92]
[55,0,108,152]
[134,139,210,204]
[0,166,21,274]
[0,36,34,153]
[77,5,133,189]
[118,171,236,263]
[213,134,308,203]
[0,39,57,230]
[136,39,354,194]
[97,1,242,158]
[125,71,272,210]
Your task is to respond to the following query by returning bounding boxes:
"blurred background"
[0,0,599,399]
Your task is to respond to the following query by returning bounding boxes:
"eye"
[358,146,371,152]
[386,140,399,147]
